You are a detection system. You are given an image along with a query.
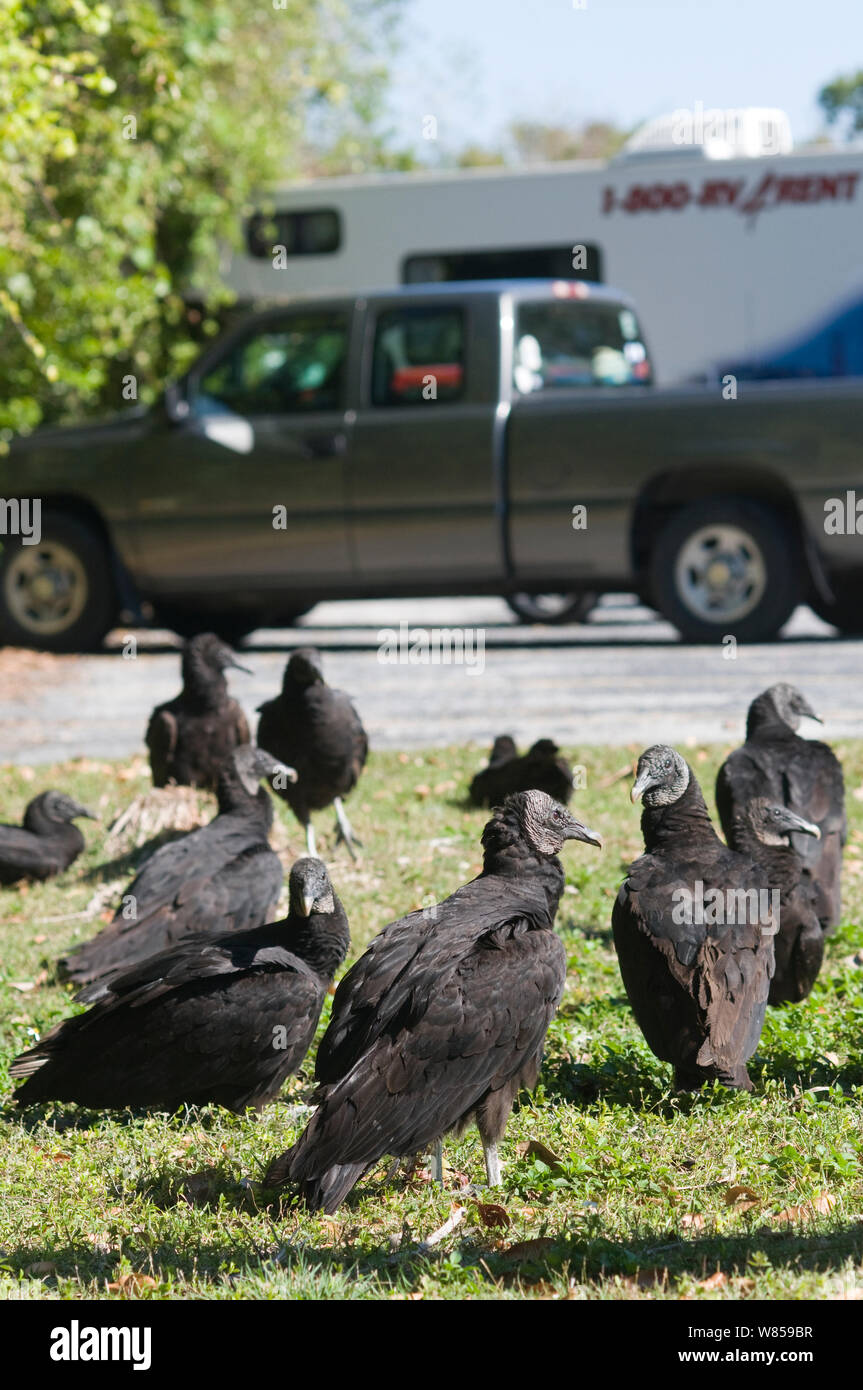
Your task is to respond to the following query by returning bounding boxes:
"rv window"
[513,301,652,392]
[370,306,465,407]
[196,313,349,415]
[246,209,341,258]
[403,245,602,284]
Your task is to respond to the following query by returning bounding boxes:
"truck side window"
[196,312,349,415]
[371,306,465,407]
[514,301,652,391]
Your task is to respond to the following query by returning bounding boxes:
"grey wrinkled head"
[630,745,690,807]
[38,791,97,824]
[289,857,335,917]
[764,683,820,731]
[231,744,297,797]
[510,788,602,855]
[490,734,517,763]
[286,647,325,689]
[745,797,821,847]
[184,631,252,677]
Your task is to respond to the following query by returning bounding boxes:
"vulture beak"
[562,814,603,849]
[226,656,254,675]
[796,695,821,723]
[272,761,298,785]
[74,803,99,821]
[780,809,821,839]
[630,768,657,803]
[300,893,316,918]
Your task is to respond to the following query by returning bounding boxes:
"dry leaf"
[502,1237,554,1263]
[621,1267,668,1291]
[9,981,35,992]
[516,1140,563,1172]
[25,1261,57,1277]
[106,1273,157,1294]
[474,1202,511,1230]
[418,1202,466,1251]
[736,1278,756,1293]
[680,1212,705,1231]
[697,1271,727,1291]
[724,1184,761,1210]
[821,1051,840,1066]
[773,1192,835,1224]
[180,1170,218,1205]
[32,934,47,944]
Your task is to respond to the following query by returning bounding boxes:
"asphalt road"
[1,597,860,767]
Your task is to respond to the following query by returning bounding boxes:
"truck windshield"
[514,300,652,391]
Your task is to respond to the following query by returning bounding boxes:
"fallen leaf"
[25,1261,57,1277]
[516,1140,563,1172]
[736,1278,756,1293]
[9,981,35,992]
[502,1237,554,1263]
[621,1267,668,1291]
[474,1202,511,1230]
[724,1184,761,1209]
[821,1051,840,1066]
[418,1203,466,1251]
[697,1271,727,1291]
[32,934,47,945]
[180,1170,218,1205]
[106,1273,157,1295]
[680,1212,705,1232]
[772,1192,836,1224]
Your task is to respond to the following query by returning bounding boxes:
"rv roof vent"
[616,107,793,161]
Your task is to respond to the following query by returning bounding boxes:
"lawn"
[1,739,862,1301]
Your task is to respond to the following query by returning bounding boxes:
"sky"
[386,0,862,156]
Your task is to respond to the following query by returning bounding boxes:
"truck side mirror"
[164,383,191,423]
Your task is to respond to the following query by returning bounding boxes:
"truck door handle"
[300,431,347,459]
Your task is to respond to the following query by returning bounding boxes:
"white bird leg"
[333,796,361,860]
[305,823,317,858]
[431,1139,444,1186]
[483,1140,501,1188]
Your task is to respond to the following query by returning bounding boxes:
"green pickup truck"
[3,279,862,650]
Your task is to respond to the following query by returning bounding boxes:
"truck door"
[122,306,355,599]
[347,295,504,583]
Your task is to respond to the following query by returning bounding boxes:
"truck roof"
[240,279,637,309]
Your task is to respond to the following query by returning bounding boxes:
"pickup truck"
[3,278,862,651]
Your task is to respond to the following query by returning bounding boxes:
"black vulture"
[11,858,348,1112]
[469,736,574,807]
[715,683,846,931]
[725,797,823,1005]
[58,746,296,986]
[0,792,96,885]
[264,789,602,1212]
[612,745,774,1091]
[146,632,252,791]
[256,648,368,859]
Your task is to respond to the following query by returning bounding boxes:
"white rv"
[226,109,863,386]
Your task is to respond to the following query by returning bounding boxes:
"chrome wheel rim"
[674,524,767,624]
[3,540,88,636]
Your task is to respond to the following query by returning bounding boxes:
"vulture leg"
[482,1141,502,1188]
[333,797,361,860]
[430,1139,444,1186]
[305,822,317,858]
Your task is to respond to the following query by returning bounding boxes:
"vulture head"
[765,683,821,731]
[744,798,821,847]
[509,788,602,855]
[286,647,325,690]
[183,631,252,680]
[231,743,297,798]
[289,857,336,917]
[489,734,517,763]
[30,791,98,826]
[630,745,690,807]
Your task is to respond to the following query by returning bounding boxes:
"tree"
[818,70,863,138]
[0,0,403,438]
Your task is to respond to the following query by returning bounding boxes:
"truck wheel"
[649,499,800,643]
[0,511,117,653]
[810,575,863,635]
[506,592,597,625]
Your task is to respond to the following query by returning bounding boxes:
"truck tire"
[506,592,597,625]
[648,499,800,643]
[0,511,117,653]
[810,575,863,635]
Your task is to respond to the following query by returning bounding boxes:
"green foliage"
[1,739,862,1299]
[0,0,402,438]
[818,70,863,137]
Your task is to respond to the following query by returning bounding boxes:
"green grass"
[2,740,863,1301]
